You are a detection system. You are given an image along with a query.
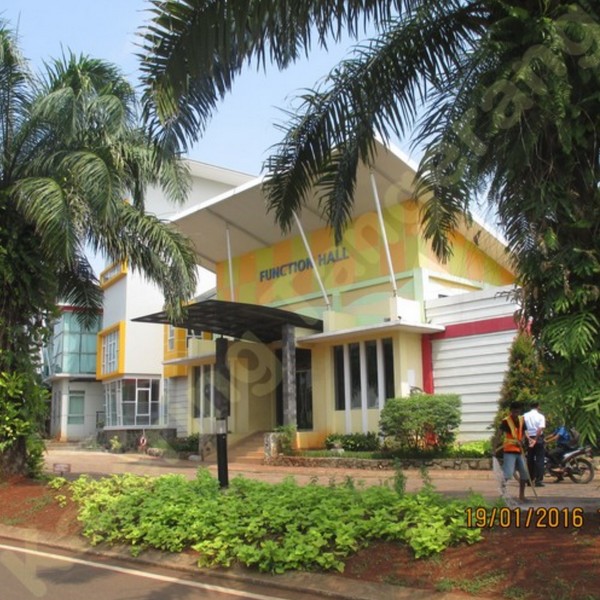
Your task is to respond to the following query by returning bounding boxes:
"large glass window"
[46,312,100,376]
[104,378,163,427]
[333,337,395,411]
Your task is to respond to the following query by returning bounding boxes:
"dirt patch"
[342,511,600,599]
[1,477,599,599]
[0,476,80,536]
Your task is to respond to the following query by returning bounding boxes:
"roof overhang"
[297,319,444,346]
[170,140,420,271]
[172,140,513,274]
[133,299,323,344]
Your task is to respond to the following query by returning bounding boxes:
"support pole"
[293,212,330,309]
[225,224,235,302]
[282,323,297,427]
[214,337,230,488]
[370,172,397,296]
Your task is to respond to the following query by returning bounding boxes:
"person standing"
[499,401,529,502]
[523,401,546,486]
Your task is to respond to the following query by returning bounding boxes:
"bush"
[170,433,200,453]
[379,393,461,452]
[325,432,381,452]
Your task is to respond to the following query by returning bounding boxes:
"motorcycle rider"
[545,425,574,481]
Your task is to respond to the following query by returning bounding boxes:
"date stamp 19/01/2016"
[465,506,587,529]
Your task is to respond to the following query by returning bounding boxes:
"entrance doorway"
[275,348,313,430]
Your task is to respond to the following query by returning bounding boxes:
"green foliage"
[325,432,380,452]
[273,424,296,455]
[67,469,486,571]
[490,331,545,449]
[379,393,462,452]
[169,433,200,453]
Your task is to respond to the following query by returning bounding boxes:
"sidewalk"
[44,448,600,510]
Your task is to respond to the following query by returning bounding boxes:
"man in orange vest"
[499,401,529,502]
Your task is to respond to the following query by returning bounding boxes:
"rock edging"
[264,455,493,470]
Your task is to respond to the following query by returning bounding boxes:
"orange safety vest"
[502,415,524,453]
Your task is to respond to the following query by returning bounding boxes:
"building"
[44,305,103,441]
[44,161,253,442]
[136,141,519,447]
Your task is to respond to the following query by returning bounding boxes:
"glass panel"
[138,379,151,389]
[192,367,201,418]
[122,380,136,402]
[202,365,212,417]
[80,354,97,374]
[349,343,361,409]
[383,338,395,401]
[137,389,150,415]
[81,333,98,353]
[122,402,135,425]
[333,346,345,411]
[365,341,379,409]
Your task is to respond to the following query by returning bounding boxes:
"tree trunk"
[0,437,28,477]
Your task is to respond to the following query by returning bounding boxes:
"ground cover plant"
[54,469,487,573]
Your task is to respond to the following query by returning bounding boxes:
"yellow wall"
[216,203,513,307]
[164,326,189,378]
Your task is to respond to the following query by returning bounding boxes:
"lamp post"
[215,417,229,488]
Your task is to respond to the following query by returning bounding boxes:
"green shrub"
[325,432,381,452]
[67,469,486,570]
[379,393,461,452]
[169,433,200,453]
[274,424,296,455]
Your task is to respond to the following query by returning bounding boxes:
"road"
[0,540,313,600]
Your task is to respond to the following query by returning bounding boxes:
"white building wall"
[50,379,104,441]
[166,377,190,437]
[425,285,517,325]
[425,285,519,441]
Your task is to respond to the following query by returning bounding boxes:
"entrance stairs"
[228,431,265,464]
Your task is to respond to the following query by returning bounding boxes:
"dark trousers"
[527,441,545,483]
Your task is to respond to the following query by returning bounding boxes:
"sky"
[2,0,406,176]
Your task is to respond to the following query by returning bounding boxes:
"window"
[192,365,213,419]
[104,378,162,427]
[47,312,100,376]
[102,330,119,374]
[167,325,176,351]
[68,391,85,425]
[333,338,395,411]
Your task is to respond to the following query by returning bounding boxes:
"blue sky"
[3,0,404,176]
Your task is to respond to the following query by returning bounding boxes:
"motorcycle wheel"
[567,457,595,484]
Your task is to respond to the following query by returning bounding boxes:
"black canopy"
[132,299,323,344]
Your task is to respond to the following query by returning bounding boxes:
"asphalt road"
[0,540,314,600]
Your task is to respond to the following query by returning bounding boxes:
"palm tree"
[139,0,600,441]
[0,23,198,475]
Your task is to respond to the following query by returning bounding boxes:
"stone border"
[264,455,493,470]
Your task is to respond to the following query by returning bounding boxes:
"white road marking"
[0,543,291,600]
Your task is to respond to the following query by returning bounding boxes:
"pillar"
[282,324,296,426]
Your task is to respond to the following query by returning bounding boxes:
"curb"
[0,524,482,600]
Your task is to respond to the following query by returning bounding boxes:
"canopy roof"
[133,299,323,344]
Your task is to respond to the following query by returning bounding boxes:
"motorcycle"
[544,445,595,484]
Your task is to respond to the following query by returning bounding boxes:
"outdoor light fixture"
[216,417,229,488]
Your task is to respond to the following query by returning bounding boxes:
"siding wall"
[425,286,518,441]
[166,377,189,437]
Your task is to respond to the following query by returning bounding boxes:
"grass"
[435,570,506,595]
